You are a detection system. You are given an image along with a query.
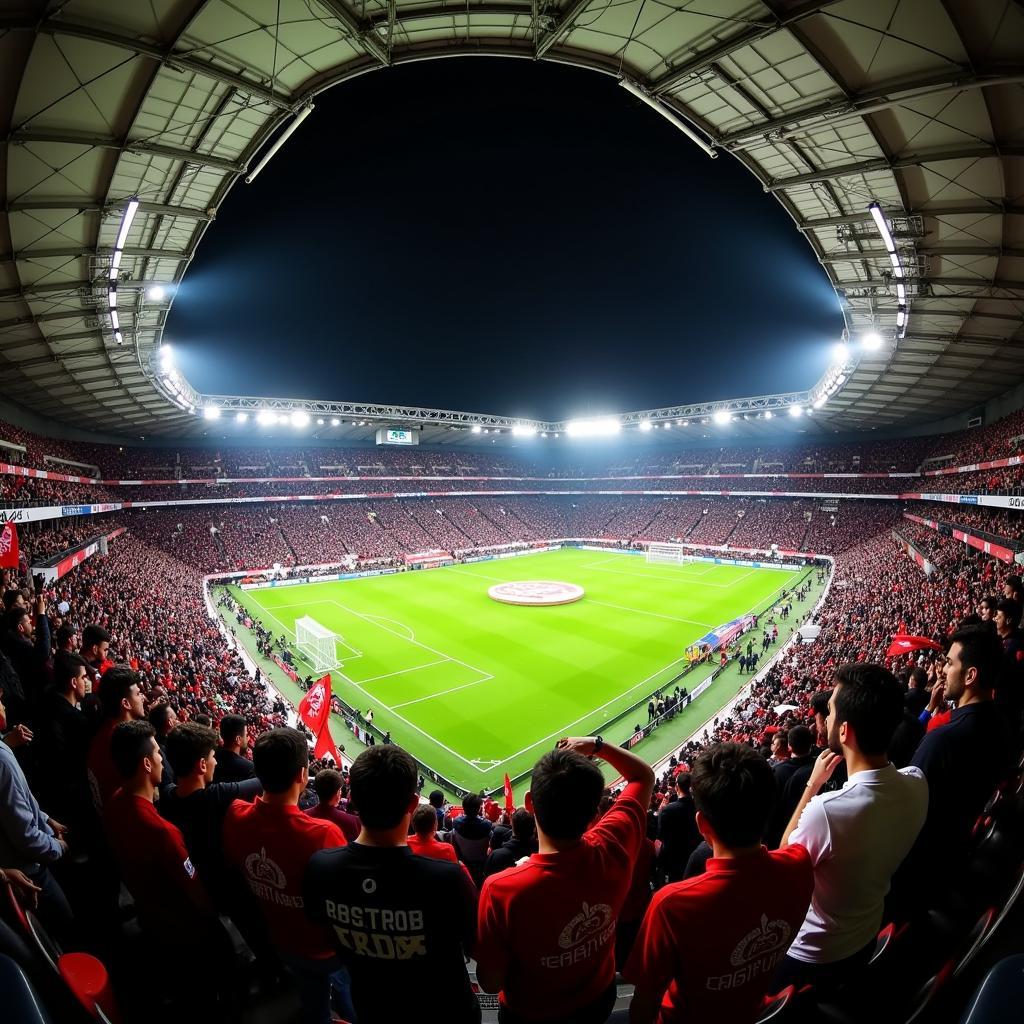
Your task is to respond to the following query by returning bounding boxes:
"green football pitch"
[227,548,805,793]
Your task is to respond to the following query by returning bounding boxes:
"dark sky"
[167,59,844,420]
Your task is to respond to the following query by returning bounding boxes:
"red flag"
[503,773,515,813]
[0,522,18,569]
[297,674,342,766]
[885,634,943,659]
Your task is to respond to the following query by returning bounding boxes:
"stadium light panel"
[147,285,166,301]
[115,199,140,250]
[331,417,340,426]
[664,422,671,429]
[113,331,123,345]
[290,410,310,428]
[257,410,276,426]
[566,417,621,438]
[789,405,803,417]
[712,410,730,426]
[107,290,117,309]
[203,406,220,420]
[833,342,850,363]
[862,332,883,351]
[110,311,119,330]
[813,395,827,409]
[512,425,536,437]
[681,420,688,427]
[471,424,482,434]
[316,417,324,425]
[541,431,548,438]
[639,420,653,432]
[236,412,248,423]
[868,202,896,253]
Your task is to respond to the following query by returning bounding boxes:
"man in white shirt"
[777,663,928,993]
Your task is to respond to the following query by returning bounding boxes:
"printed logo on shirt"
[707,915,792,991]
[243,848,302,908]
[183,857,195,879]
[325,901,427,960]
[540,902,615,969]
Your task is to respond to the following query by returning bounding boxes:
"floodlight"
[257,410,276,426]
[277,412,290,425]
[681,420,688,427]
[789,405,803,417]
[664,422,671,429]
[147,285,166,301]
[113,330,123,345]
[110,311,119,330]
[482,428,489,434]
[290,410,310,427]
[813,396,827,409]
[115,199,140,250]
[862,332,883,351]
[159,345,173,366]
[236,412,249,423]
[108,290,117,308]
[890,253,903,277]
[316,417,324,425]
[565,417,621,438]
[331,417,340,426]
[833,342,850,363]
[764,410,773,420]
[512,425,536,437]
[541,431,548,437]
[203,406,220,420]
[896,307,907,328]
[639,420,653,432]
[867,202,896,253]
[712,410,730,426]
[471,424,482,434]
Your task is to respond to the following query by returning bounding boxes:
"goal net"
[646,542,692,565]
[295,615,341,673]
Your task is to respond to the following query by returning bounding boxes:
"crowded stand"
[2,416,1024,1024]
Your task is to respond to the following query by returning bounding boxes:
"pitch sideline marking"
[585,598,713,629]
[581,554,714,578]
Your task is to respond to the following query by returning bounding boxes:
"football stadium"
[1,2,1024,1023]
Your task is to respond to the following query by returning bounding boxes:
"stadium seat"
[958,954,1024,1024]
[58,952,121,1023]
[0,953,53,1024]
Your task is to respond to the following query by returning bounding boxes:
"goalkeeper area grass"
[227,548,807,793]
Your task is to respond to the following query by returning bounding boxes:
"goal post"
[295,615,341,673]
[646,541,691,565]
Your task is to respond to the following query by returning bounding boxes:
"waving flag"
[503,773,515,813]
[886,634,943,659]
[298,674,342,765]
[0,522,18,569]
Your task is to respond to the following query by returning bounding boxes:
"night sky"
[167,59,844,420]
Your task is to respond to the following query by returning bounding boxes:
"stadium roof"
[2,0,1022,442]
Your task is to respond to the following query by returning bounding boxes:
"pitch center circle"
[488,580,585,607]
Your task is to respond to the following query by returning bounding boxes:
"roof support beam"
[6,199,213,221]
[650,0,842,95]
[721,69,1024,149]
[2,17,293,110]
[5,246,190,262]
[767,145,1024,190]
[316,0,390,65]
[800,204,1024,229]
[0,280,91,300]
[536,0,598,58]
[8,130,245,172]
[823,245,1024,262]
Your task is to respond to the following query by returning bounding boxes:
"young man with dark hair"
[994,597,1024,727]
[475,736,655,1024]
[147,702,178,793]
[79,624,111,686]
[1,598,50,722]
[776,663,928,992]
[86,664,145,807]
[160,722,262,888]
[214,713,255,783]
[224,728,347,1024]
[625,743,813,1024]
[452,791,493,884]
[306,768,360,842]
[656,772,701,884]
[895,626,1016,914]
[765,724,816,849]
[303,745,479,1024]
[103,721,214,945]
[483,809,537,878]
[35,653,93,832]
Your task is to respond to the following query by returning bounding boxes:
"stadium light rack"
[868,201,907,341]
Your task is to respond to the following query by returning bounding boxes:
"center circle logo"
[488,581,585,607]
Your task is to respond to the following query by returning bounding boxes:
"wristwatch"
[594,735,604,753]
